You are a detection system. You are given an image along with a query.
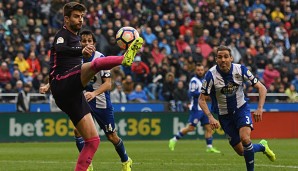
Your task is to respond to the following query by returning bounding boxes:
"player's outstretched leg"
[122,37,144,66]
[122,157,133,171]
[259,139,276,161]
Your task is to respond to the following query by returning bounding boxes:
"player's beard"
[69,23,82,32]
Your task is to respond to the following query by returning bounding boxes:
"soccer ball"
[116,27,139,50]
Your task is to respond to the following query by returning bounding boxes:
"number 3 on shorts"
[245,116,250,124]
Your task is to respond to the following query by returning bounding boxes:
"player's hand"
[84,91,96,102]
[209,116,220,130]
[82,45,95,58]
[39,84,50,94]
[253,108,263,122]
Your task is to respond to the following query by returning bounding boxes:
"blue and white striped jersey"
[84,51,112,109]
[189,75,204,111]
[201,63,258,115]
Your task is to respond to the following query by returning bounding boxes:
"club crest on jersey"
[56,37,64,44]
[220,82,239,96]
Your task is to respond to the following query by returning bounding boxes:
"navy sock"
[253,143,265,153]
[114,139,128,162]
[75,136,85,152]
[243,142,254,171]
[206,137,213,147]
[174,132,184,140]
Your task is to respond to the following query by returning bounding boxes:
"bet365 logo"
[9,118,75,137]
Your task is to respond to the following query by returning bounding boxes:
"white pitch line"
[256,164,298,169]
[0,160,297,169]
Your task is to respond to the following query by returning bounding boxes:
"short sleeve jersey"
[201,64,258,115]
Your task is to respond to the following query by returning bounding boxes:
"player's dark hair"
[217,45,231,56]
[63,2,86,17]
[196,63,204,67]
[80,30,96,43]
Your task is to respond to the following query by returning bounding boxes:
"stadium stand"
[0,0,297,112]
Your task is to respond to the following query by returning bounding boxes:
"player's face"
[216,50,233,73]
[81,34,94,48]
[65,10,84,32]
[195,66,205,78]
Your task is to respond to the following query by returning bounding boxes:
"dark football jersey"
[49,26,82,80]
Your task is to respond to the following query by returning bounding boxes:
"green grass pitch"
[0,139,297,171]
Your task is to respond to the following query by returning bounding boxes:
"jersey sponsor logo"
[220,82,239,96]
[56,37,64,44]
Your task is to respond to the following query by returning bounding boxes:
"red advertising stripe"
[252,112,298,139]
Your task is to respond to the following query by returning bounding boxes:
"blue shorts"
[50,64,91,126]
[218,103,253,147]
[89,103,116,134]
[188,110,209,127]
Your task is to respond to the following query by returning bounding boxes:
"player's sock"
[91,56,124,72]
[174,132,184,140]
[75,136,100,171]
[253,143,265,153]
[114,138,128,162]
[75,136,85,152]
[243,142,254,171]
[206,137,213,148]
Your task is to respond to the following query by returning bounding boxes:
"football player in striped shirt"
[199,46,276,171]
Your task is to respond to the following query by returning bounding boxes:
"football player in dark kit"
[48,2,143,171]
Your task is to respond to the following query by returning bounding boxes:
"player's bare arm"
[199,93,220,130]
[84,77,112,102]
[252,81,267,122]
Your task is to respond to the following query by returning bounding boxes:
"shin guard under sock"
[75,136,100,171]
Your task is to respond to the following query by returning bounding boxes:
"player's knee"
[74,129,81,137]
[106,132,120,144]
[187,125,195,132]
[240,136,251,145]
